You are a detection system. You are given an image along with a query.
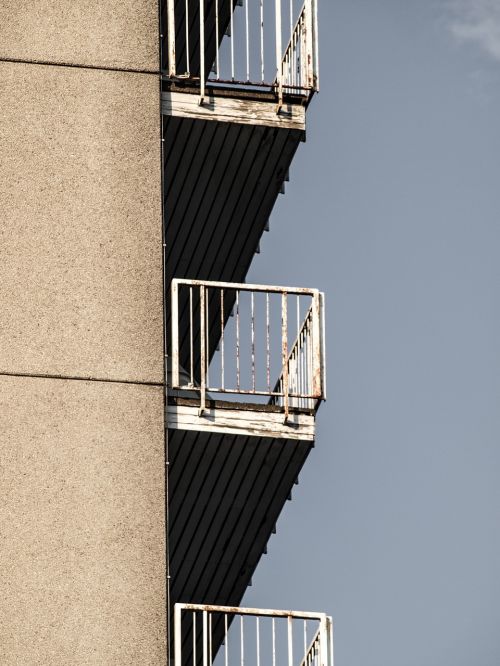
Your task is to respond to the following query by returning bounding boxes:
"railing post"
[199,284,207,414]
[203,611,208,666]
[328,617,334,666]
[319,615,328,666]
[199,0,206,104]
[174,605,182,666]
[320,292,326,400]
[171,280,180,388]
[167,0,176,76]
[312,0,319,90]
[301,0,315,90]
[311,291,322,400]
[281,291,289,421]
[287,615,294,666]
[275,0,283,110]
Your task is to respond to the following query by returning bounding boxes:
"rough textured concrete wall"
[0,0,158,71]
[0,375,166,665]
[0,61,163,384]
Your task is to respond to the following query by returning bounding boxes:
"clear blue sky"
[243,1,500,665]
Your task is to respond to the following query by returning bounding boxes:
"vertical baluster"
[296,295,300,402]
[220,289,225,390]
[303,620,307,666]
[215,0,220,78]
[199,0,205,102]
[282,291,289,419]
[202,611,208,666]
[329,618,335,666]
[209,613,213,666]
[190,286,194,386]
[314,0,320,91]
[295,331,302,407]
[167,0,177,77]
[308,307,313,408]
[256,617,260,666]
[251,291,255,392]
[199,286,206,413]
[240,616,244,666]
[287,616,293,666]
[230,0,235,80]
[266,292,270,392]
[276,0,283,104]
[301,329,306,407]
[206,288,210,390]
[245,0,250,81]
[293,30,297,88]
[289,0,293,89]
[185,0,190,74]
[171,280,179,387]
[225,614,229,666]
[193,612,197,666]
[260,0,265,82]
[236,290,240,390]
[175,605,182,666]
[272,618,276,666]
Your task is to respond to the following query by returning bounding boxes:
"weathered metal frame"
[174,603,334,666]
[170,278,326,418]
[164,0,319,106]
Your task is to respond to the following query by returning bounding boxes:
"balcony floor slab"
[167,400,315,441]
[162,89,306,131]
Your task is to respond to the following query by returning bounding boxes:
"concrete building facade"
[0,4,166,663]
[0,2,327,664]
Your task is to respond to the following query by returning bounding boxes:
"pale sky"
[243,1,500,665]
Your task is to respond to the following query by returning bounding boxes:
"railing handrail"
[175,602,328,621]
[172,278,319,297]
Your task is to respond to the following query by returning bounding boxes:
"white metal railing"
[165,0,319,105]
[170,279,326,417]
[174,604,334,666]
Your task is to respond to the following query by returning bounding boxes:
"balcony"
[169,278,326,420]
[166,279,325,612]
[161,1,320,295]
[163,0,319,104]
[174,604,334,666]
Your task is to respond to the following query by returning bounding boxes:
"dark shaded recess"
[168,426,312,663]
[163,114,304,378]
[162,0,233,78]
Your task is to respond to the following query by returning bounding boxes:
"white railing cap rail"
[172,278,320,297]
[175,602,329,621]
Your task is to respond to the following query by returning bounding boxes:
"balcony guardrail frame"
[174,603,334,666]
[170,278,326,420]
[164,0,319,107]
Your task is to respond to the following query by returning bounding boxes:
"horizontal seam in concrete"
[0,56,160,76]
[0,371,164,388]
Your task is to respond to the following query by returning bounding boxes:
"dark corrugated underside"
[163,114,303,371]
[168,426,312,659]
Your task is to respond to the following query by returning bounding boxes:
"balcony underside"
[168,399,314,610]
[163,94,305,354]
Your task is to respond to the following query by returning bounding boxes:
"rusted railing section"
[170,278,326,417]
[174,603,334,666]
[165,0,319,104]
